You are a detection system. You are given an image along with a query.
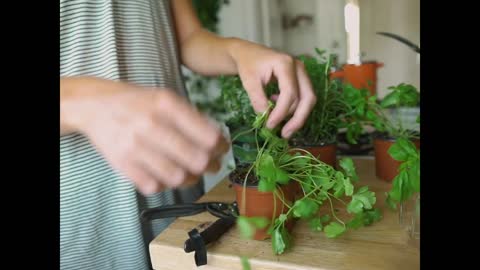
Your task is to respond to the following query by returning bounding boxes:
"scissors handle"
[184,218,235,254]
[140,203,208,222]
[140,202,236,222]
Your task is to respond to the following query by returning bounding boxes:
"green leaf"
[293,198,319,218]
[258,153,276,181]
[275,168,290,184]
[272,227,291,255]
[347,199,363,214]
[333,172,345,198]
[278,153,294,165]
[259,128,275,140]
[388,138,417,162]
[385,193,397,210]
[366,110,377,121]
[339,157,359,182]
[267,219,281,235]
[232,129,257,143]
[233,144,258,163]
[309,217,323,231]
[389,170,414,202]
[324,222,346,238]
[278,214,288,223]
[347,186,376,214]
[311,168,335,189]
[364,208,382,225]
[237,216,255,239]
[347,209,382,229]
[333,185,345,198]
[241,256,251,270]
[346,126,358,145]
[248,217,269,229]
[346,214,364,229]
[408,160,420,193]
[380,91,400,108]
[381,83,419,107]
[301,180,313,194]
[388,172,404,202]
[356,103,365,116]
[343,177,354,196]
[315,191,328,202]
[289,154,311,170]
[237,216,269,240]
[258,179,276,192]
[320,214,331,223]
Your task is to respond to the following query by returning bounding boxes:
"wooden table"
[150,157,420,270]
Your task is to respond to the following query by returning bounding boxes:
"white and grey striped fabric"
[60,1,203,269]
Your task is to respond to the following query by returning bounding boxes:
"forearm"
[179,29,246,76]
[171,0,256,76]
[60,77,123,136]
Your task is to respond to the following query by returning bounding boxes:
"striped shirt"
[60,1,203,269]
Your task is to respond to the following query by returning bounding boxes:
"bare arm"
[171,0,316,138]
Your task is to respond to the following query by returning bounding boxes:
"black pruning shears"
[140,201,239,266]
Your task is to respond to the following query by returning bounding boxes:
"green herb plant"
[385,137,420,223]
[234,103,382,255]
[345,83,420,140]
[292,49,351,146]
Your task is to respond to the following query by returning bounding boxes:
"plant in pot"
[289,49,350,167]
[371,84,420,181]
[231,103,382,257]
[343,82,420,181]
[335,83,377,155]
[385,137,420,240]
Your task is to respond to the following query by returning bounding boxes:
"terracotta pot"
[330,62,383,96]
[374,135,420,182]
[232,181,299,240]
[297,143,337,168]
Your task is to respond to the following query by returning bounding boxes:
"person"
[60,0,316,269]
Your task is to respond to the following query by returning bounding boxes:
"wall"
[217,0,264,43]
[359,0,420,98]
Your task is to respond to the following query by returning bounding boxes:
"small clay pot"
[374,133,420,182]
[297,143,338,168]
[232,180,299,240]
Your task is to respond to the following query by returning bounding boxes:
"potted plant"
[372,84,420,181]
[385,137,420,240]
[232,103,382,255]
[335,83,376,155]
[290,49,350,167]
[343,82,420,181]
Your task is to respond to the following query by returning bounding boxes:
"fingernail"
[283,129,293,138]
[266,119,275,129]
